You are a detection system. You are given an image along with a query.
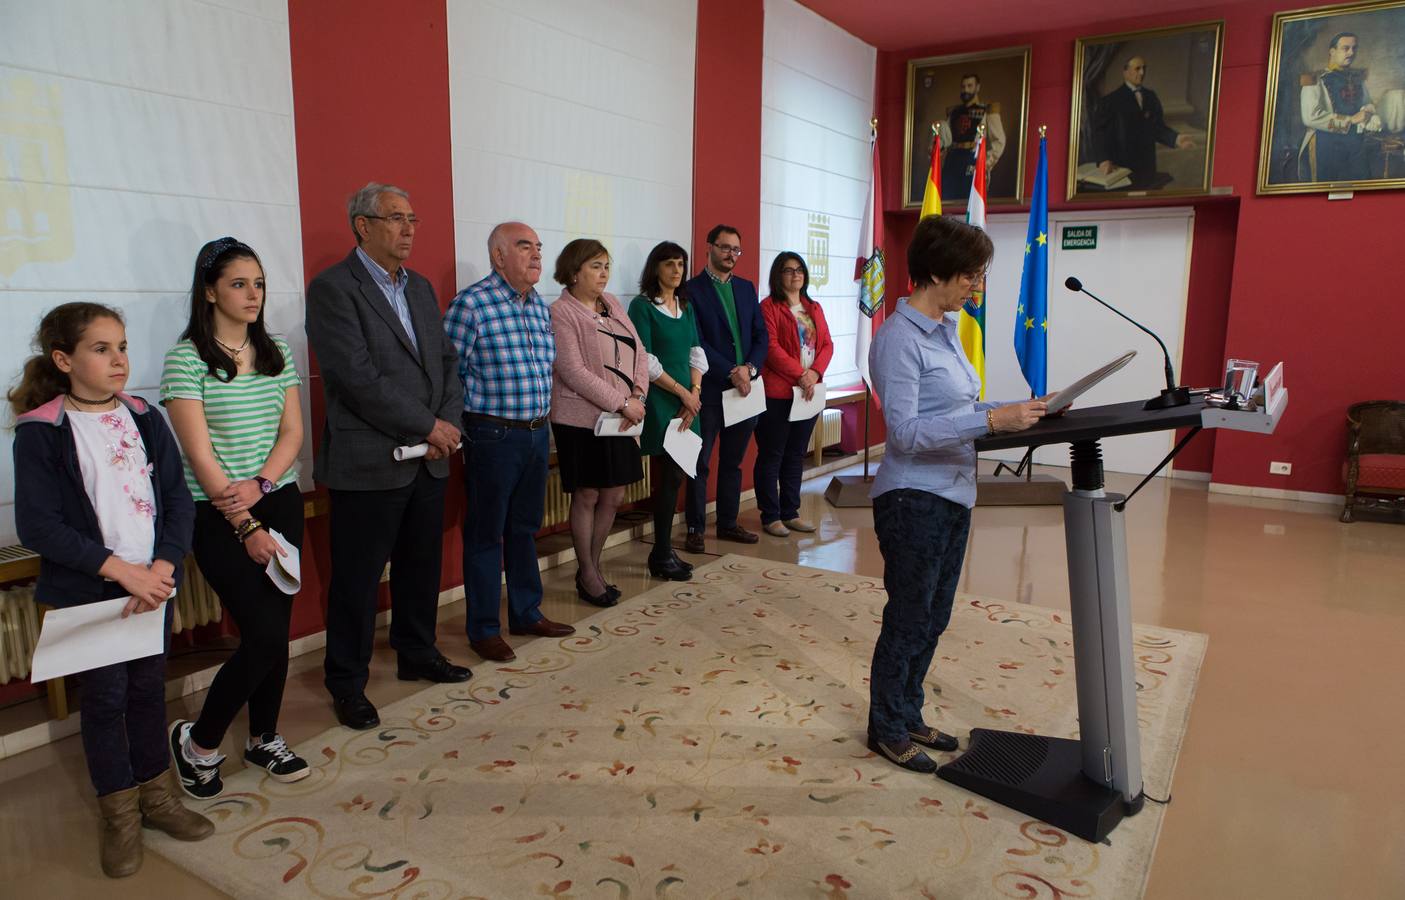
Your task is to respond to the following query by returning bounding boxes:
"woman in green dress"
[628,241,708,581]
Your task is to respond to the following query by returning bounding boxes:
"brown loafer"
[508,617,576,638]
[682,532,706,554]
[717,524,759,544]
[469,636,517,662]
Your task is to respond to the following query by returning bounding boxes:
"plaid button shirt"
[443,270,556,420]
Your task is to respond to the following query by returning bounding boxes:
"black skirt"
[552,423,644,492]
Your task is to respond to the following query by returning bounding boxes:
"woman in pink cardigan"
[549,239,650,607]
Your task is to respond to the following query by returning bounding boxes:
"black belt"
[464,411,549,430]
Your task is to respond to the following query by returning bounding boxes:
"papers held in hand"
[789,383,826,422]
[30,597,167,682]
[722,375,765,426]
[264,529,301,595]
[1046,350,1137,414]
[663,417,703,478]
[594,412,644,438]
[394,441,462,461]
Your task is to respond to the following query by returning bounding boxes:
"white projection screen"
[0,0,308,546]
[759,0,876,389]
[446,0,697,300]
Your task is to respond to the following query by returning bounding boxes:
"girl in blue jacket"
[10,302,213,878]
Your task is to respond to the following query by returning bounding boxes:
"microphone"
[1064,276,1190,410]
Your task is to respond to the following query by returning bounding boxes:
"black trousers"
[189,484,303,748]
[752,397,819,524]
[867,488,971,743]
[324,465,446,699]
[687,401,758,532]
[651,455,686,559]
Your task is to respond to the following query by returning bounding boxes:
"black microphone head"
[1064,276,1082,292]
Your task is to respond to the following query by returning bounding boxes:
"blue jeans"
[686,402,758,532]
[867,489,971,743]
[79,600,173,797]
[752,398,818,524]
[461,417,549,640]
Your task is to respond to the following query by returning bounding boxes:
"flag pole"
[863,116,878,482]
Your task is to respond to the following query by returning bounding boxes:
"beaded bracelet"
[234,517,264,543]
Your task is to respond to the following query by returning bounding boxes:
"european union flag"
[1014,132,1049,397]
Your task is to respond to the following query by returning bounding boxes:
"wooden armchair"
[1341,400,1405,523]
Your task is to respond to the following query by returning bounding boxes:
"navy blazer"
[685,271,769,404]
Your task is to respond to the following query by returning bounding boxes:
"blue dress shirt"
[355,246,418,356]
[869,299,1010,508]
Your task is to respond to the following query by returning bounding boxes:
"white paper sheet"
[663,417,703,479]
[393,441,462,461]
[264,528,301,595]
[593,412,644,438]
[789,382,827,421]
[29,597,167,681]
[721,375,766,426]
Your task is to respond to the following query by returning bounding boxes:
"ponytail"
[7,302,125,418]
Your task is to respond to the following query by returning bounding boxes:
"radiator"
[808,408,843,453]
[0,555,223,685]
[542,456,652,530]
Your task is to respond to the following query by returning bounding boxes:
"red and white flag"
[855,122,885,397]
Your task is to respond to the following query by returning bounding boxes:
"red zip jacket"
[760,294,834,399]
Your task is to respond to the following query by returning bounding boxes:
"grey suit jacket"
[305,249,463,490]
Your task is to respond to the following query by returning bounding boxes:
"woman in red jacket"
[755,252,833,537]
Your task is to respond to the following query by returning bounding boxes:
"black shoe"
[683,532,706,554]
[605,583,622,602]
[575,572,617,608]
[244,733,311,783]
[168,719,226,800]
[908,725,959,752]
[867,736,938,773]
[397,655,472,683]
[670,550,693,573]
[333,693,380,730]
[648,555,692,581]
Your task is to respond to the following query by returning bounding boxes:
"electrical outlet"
[1269,461,1291,475]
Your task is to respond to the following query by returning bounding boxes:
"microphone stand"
[1068,280,1190,410]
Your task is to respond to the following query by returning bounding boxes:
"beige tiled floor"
[3,462,1403,898]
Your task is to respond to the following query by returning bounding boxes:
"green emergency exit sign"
[1062,225,1098,250]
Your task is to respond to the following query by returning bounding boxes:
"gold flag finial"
[1038,124,1047,139]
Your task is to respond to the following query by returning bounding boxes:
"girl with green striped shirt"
[159,237,308,799]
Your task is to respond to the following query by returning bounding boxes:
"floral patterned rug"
[148,555,1206,899]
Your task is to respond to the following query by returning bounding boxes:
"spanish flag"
[959,129,988,398]
[919,125,942,218]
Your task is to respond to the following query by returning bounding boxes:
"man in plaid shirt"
[444,221,576,662]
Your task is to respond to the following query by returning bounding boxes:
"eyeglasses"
[363,213,421,228]
[780,266,804,276]
[711,243,743,257]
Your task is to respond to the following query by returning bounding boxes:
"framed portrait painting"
[1068,22,1224,200]
[1258,0,1405,195]
[902,46,1030,209]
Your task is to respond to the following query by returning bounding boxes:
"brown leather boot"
[137,769,214,841]
[96,786,143,878]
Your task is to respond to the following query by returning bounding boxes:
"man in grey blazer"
[306,182,471,730]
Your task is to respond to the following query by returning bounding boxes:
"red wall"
[692,0,767,500]
[284,0,462,639]
[878,1,1404,492]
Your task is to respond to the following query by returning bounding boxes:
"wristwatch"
[746,363,758,379]
[254,476,274,494]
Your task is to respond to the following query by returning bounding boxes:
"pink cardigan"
[549,290,650,429]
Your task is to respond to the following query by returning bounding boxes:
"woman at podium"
[865,215,1047,773]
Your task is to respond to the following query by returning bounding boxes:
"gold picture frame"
[902,46,1031,209]
[1068,21,1224,201]
[1257,0,1405,195]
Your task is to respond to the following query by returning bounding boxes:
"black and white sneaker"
[168,719,226,800]
[244,733,310,783]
